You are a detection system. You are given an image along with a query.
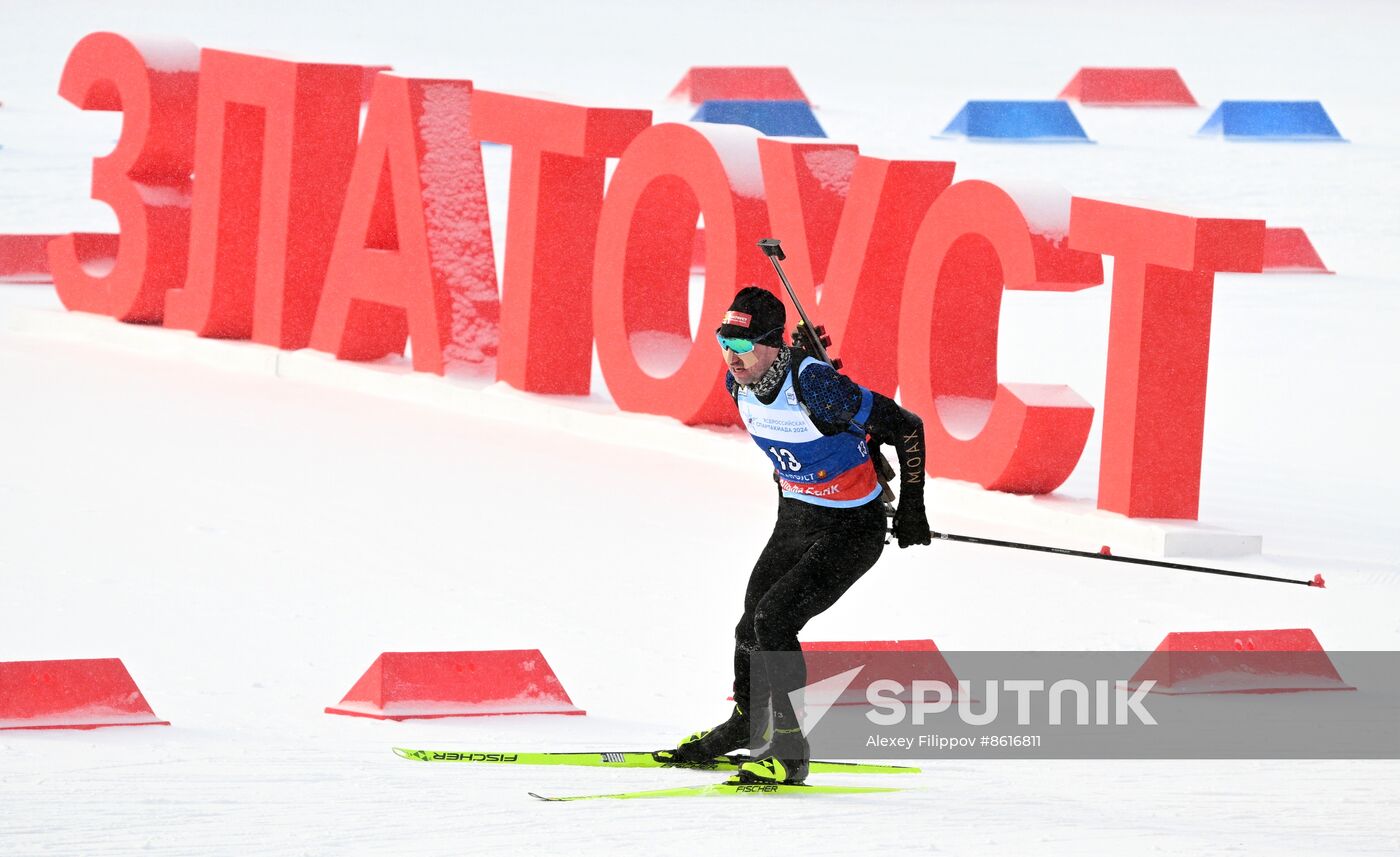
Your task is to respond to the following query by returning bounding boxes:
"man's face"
[723,340,780,385]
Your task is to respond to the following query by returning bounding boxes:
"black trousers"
[733,495,887,736]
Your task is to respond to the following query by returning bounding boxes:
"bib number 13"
[768,447,802,472]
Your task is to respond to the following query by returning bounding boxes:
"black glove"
[891,493,931,548]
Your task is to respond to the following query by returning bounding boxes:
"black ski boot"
[664,704,749,763]
[737,725,809,784]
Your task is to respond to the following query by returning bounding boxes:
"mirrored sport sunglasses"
[715,326,782,354]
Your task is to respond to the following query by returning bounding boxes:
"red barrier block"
[803,639,963,705]
[49,32,199,322]
[309,75,499,374]
[1069,198,1265,518]
[325,650,584,719]
[669,66,808,104]
[0,234,118,283]
[1058,67,1197,106]
[0,235,62,283]
[0,658,169,730]
[900,180,1097,494]
[164,49,367,348]
[804,640,938,653]
[1128,629,1354,694]
[1261,227,1333,273]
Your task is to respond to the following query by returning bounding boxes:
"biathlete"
[663,286,932,784]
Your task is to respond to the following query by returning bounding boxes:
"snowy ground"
[2,1,1399,855]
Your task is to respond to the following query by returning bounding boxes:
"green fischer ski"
[529,780,904,801]
[392,747,919,775]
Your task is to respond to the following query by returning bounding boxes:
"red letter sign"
[49,33,199,321]
[760,138,956,394]
[163,49,365,348]
[593,122,770,425]
[473,91,651,394]
[755,139,860,312]
[309,75,499,374]
[899,180,1097,494]
[1069,198,1265,518]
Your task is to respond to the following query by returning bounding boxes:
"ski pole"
[757,238,841,369]
[755,241,1320,589]
[929,530,1326,588]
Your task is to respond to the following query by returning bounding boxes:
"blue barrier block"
[941,100,1091,142]
[1196,101,1345,141]
[690,99,825,137]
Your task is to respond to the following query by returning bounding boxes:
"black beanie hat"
[717,286,786,345]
